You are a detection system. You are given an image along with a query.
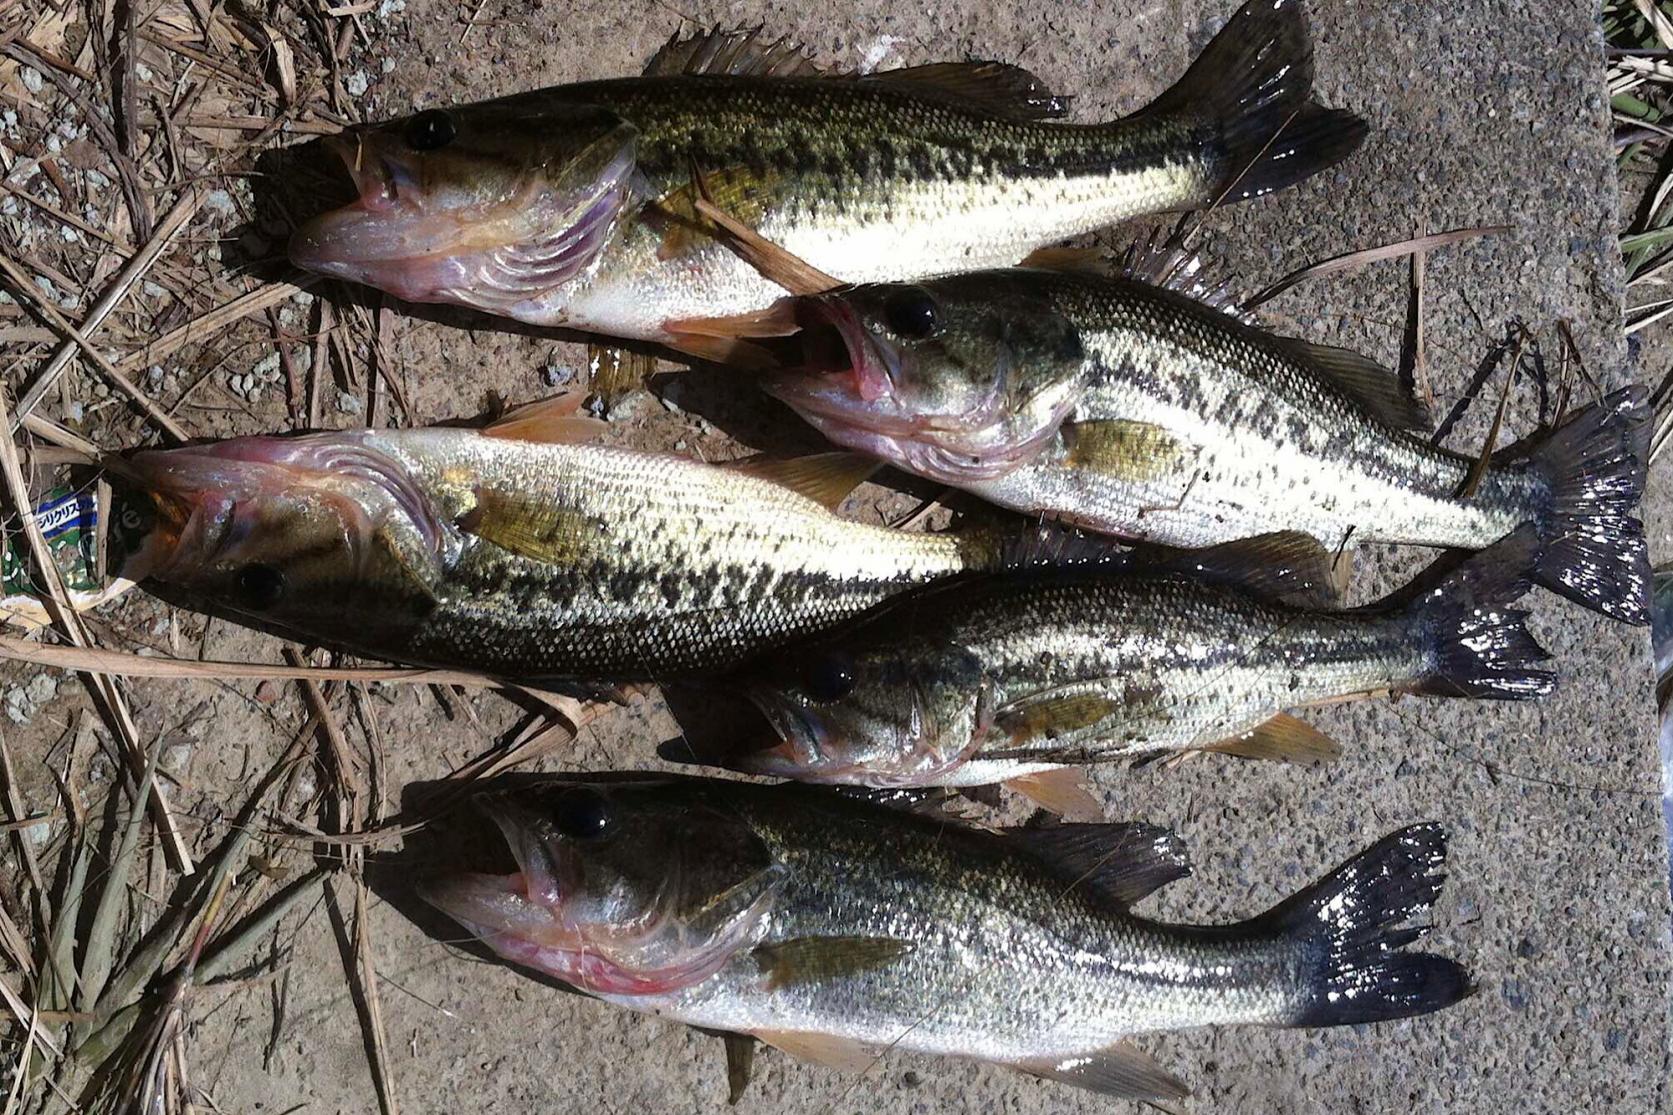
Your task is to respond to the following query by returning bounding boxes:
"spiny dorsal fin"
[1283,338,1432,432]
[751,1029,877,1073]
[1005,768,1105,821]
[643,26,827,78]
[864,61,1070,120]
[1018,231,1252,323]
[585,344,658,403]
[484,394,607,445]
[722,451,879,511]
[1007,821,1190,907]
[1012,1042,1189,1105]
[752,936,914,991]
[1147,530,1351,609]
[1203,711,1342,765]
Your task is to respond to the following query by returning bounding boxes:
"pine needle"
[1242,226,1510,310]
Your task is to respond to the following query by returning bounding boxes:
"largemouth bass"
[733,530,1552,789]
[762,264,1653,623]
[109,406,1020,681]
[421,776,1467,1102]
[288,0,1365,344]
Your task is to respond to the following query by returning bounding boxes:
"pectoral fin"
[1012,1042,1189,1105]
[1061,419,1199,492]
[456,486,593,565]
[1203,711,1341,765]
[751,1029,879,1074]
[752,935,914,991]
[993,691,1125,745]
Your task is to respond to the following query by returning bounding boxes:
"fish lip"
[736,688,834,778]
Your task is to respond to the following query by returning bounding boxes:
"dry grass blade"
[195,868,328,984]
[0,636,507,687]
[0,253,189,443]
[10,185,206,429]
[1453,333,1522,499]
[1242,226,1510,309]
[114,276,321,377]
[78,744,165,1012]
[0,972,61,1058]
[0,389,193,872]
[352,877,399,1115]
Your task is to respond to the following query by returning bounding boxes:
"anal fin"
[1203,711,1341,765]
[1012,1041,1189,1105]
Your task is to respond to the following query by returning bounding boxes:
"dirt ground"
[1,0,1669,1112]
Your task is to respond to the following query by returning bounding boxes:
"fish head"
[764,278,1089,482]
[736,640,991,785]
[111,432,449,641]
[421,780,785,994]
[289,101,637,315]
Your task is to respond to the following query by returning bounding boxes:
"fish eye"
[234,564,286,611]
[552,788,614,840]
[804,650,857,702]
[882,290,938,339]
[405,109,456,151]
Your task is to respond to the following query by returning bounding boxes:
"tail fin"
[1403,525,1554,700]
[1527,386,1652,625]
[1144,0,1368,204]
[1254,824,1471,1028]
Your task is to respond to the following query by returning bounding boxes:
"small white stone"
[135,62,153,82]
[60,226,78,243]
[142,280,166,299]
[19,67,42,95]
[344,71,369,97]
[336,390,363,414]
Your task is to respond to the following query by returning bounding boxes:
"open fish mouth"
[734,689,837,779]
[761,296,924,438]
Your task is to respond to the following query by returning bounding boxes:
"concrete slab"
[177,1,1673,1111]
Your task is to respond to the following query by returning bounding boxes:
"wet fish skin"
[288,0,1366,341]
[767,265,1653,623]
[736,531,1552,787]
[421,776,1468,1099]
[114,427,995,681]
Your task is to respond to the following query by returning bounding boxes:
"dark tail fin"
[1253,825,1471,1028]
[1144,0,1368,204]
[1403,525,1554,700]
[1527,386,1652,625]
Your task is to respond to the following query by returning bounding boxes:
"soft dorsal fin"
[752,936,914,991]
[1011,1042,1189,1104]
[1282,338,1432,432]
[751,1029,876,1073]
[643,27,827,79]
[722,451,879,511]
[864,61,1070,120]
[484,394,608,445]
[1145,530,1352,609]
[1005,768,1105,821]
[1203,711,1342,765]
[1007,821,1190,907]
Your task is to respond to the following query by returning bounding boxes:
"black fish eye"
[405,109,455,151]
[552,788,613,840]
[882,291,938,339]
[234,564,286,610]
[804,650,857,702]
